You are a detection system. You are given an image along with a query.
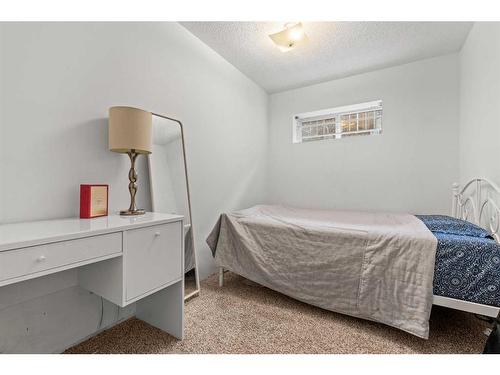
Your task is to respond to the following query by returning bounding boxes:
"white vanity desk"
[0,212,184,343]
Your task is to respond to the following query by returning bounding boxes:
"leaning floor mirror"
[148,113,200,300]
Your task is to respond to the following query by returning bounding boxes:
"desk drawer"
[0,233,122,283]
[125,222,182,301]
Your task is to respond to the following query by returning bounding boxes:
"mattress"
[208,208,500,338]
[208,205,438,338]
[417,215,500,307]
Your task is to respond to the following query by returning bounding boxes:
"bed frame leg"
[218,267,224,287]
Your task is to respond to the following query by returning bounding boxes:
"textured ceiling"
[181,22,473,93]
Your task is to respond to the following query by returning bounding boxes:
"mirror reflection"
[148,114,199,300]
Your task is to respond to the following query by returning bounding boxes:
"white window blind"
[293,100,382,143]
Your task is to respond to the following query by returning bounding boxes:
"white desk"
[0,212,184,342]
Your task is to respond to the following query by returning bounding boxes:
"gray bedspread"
[206,205,438,338]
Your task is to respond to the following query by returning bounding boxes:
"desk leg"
[135,280,184,340]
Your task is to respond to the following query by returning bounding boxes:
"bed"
[207,178,500,338]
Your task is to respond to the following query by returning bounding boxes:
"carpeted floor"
[65,272,490,354]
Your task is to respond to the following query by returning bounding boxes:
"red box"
[80,184,109,218]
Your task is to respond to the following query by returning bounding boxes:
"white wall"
[267,54,460,215]
[459,22,500,185]
[0,22,268,352]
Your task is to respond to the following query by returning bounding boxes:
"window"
[293,100,382,143]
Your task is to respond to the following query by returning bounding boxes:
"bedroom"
[1,0,500,370]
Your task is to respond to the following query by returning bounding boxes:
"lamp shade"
[109,106,152,154]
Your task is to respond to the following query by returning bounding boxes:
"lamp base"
[120,209,146,216]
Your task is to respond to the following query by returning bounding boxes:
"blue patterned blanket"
[417,215,500,307]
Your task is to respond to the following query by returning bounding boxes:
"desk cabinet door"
[125,222,182,301]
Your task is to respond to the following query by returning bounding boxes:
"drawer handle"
[154,232,161,237]
[36,255,47,262]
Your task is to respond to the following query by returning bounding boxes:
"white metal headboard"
[452,178,500,242]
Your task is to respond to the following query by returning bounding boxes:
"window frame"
[292,100,383,144]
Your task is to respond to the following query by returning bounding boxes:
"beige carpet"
[65,272,490,354]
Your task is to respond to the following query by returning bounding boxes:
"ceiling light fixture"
[269,22,308,52]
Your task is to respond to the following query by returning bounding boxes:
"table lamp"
[109,106,152,216]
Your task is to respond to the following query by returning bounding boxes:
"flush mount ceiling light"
[269,22,308,52]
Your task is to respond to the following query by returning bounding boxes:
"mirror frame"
[148,112,200,301]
